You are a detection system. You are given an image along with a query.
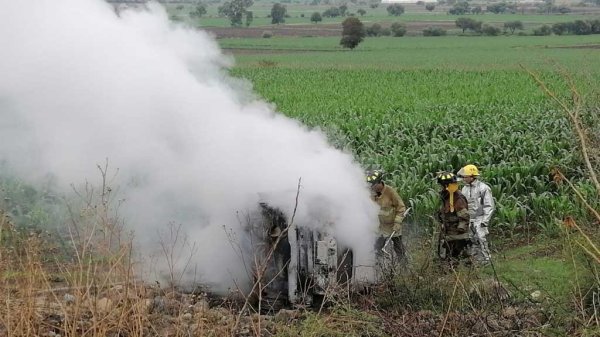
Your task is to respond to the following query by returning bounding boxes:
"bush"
[552,22,569,35]
[381,27,392,36]
[390,22,407,36]
[386,3,405,16]
[448,1,470,15]
[366,23,383,36]
[323,7,341,17]
[425,3,436,11]
[311,11,322,23]
[572,20,592,35]
[533,24,552,36]
[590,19,600,34]
[481,24,502,36]
[423,26,447,36]
[262,30,273,38]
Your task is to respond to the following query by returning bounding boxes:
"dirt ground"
[205,21,458,39]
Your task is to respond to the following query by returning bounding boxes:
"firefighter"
[458,164,495,265]
[366,170,407,262]
[436,171,470,264]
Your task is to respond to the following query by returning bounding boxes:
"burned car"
[245,202,366,312]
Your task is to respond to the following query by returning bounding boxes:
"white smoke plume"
[0,0,378,292]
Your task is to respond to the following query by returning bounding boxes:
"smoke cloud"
[0,0,378,292]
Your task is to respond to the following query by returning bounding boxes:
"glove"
[392,222,402,233]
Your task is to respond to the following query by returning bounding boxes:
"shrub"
[423,26,447,36]
[390,22,407,36]
[572,20,592,35]
[386,3,405,16]
[366,23,383,36]
[552,22,569,35]
[262,30,273,38]
[311,11,322,23]
[533,24,552,36]
[481,24,502,36]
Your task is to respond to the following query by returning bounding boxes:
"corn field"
[232,67,599,235]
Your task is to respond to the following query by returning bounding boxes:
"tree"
[323,7,341,17]
[339,4,348,16]
[390,22,407,36]
[271,3,287,24]
[455,17,480,33]
[189,4,207,18]
[340,17,365,49]
[448,1,470,15]
[357,8,367,16]
[218,0,254,26]
[245,10,253,26]
[471,5,482,14]
[504,20,523,34]
[386,4,405,16]
[311,11,322,23]
[487,2,508,14]
[555,5,571,14]
[425,3,435,11]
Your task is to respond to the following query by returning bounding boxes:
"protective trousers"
[470,219,490,263]
[375,235,406,261]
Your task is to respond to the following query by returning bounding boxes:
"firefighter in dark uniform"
[436,172,471,264]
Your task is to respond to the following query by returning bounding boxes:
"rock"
[193,299,210,313]
[96,297,113,314]
[111,285,124,292]
[503,306,517,317]
[182,313,193,322]
[274,309,300,322]
[63,294,75,304]
[530,290,542,301]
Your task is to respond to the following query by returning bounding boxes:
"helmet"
[366,170,384,185]
[436,171,457,185]
[458,164,480,177]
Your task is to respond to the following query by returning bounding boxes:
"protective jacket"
[372,184,406,237]
[438,190,470,241]
[461,180,494,226]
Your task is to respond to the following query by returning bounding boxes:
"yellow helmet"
[458,164,480,177]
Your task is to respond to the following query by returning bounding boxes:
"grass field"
[222,35,600,69]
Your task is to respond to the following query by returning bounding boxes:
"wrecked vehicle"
[245,202,372,312]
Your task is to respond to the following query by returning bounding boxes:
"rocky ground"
[14,281,555,337]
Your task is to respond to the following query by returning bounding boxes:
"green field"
[166,2,600,27]
[222,35,600,69]
[221,34,600,235]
